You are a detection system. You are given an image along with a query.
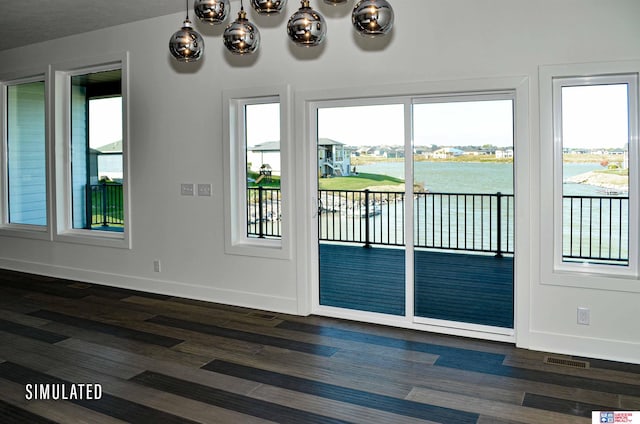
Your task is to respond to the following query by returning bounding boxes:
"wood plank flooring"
[0,268,639,423]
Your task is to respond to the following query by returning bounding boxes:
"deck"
[319,243,514,328]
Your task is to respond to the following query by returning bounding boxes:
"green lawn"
[245,171,405,191]
[90,183,124,226]
[247,171,281,188]
[318,173,404,190]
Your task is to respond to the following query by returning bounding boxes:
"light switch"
[198,183,212,197]
[181,183,194,196]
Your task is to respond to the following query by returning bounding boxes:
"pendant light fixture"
[223,0,261,54]
[323,0,347,4]
[287,0,326,47]
[352,0,394,37]
[251,0,287,15]
[169,0,205,62]
[194,0,230,24]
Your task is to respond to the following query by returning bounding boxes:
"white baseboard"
[0,257,299,315]
[527,330,640,365]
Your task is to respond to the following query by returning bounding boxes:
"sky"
[561,84,629,149]
[413,100,513,148]
[89,97,122,149]
[246,103,280,147]
[318,100,514,148]
[318,104,405,147]
[246,101,515,149]
[239,86,630,150]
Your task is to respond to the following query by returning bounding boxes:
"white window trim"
[51,52,131,249]
[223,85,292,260]
[0,70,51,241]
[540,61,640,291]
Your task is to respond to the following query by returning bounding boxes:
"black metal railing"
[318,189,513,256]
[319,189,406,248]
[414,192,514,256]
[247,186,282,238]
[563,195,629,263]
[246,188,629,262]
[88,183,124,228]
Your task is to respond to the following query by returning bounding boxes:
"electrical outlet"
[577,307,590,325]
[181,183,194,196]
[153,259,161,273]
[197,183,212,197]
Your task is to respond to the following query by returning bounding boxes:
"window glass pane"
[245,102,281,238]
[70,69,123,231]
[6,81,47,226]
[561,84,629,265]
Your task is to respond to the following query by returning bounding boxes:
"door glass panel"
[412,98,515,328]
[317,104,406,316]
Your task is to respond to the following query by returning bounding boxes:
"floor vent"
[247,312,278,320]
[68,282,92,289]
[544,356,590,369]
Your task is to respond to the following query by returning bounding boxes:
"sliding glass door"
[313,92,515,334]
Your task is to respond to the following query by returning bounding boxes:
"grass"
[318,173,404,190]
[245,170,406,191]
[247,171,281,188]
[90,183,124,226]
[595,168,629,176]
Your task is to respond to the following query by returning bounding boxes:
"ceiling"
[0,0,187,52]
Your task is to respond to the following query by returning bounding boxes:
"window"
[2,77,47,229]
[557,79,633,266]
[540,62,639,283]
[245,101,281,239]
[70,69,123,232]
[223,86,291,259]
[53,54,130,248]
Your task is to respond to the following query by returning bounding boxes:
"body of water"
[357,161,616,196]
[338,160,628,262]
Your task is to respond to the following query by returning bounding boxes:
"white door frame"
[294,77,530,344]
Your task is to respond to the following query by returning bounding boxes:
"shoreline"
[565,171,628,192]
[352,154,625,166]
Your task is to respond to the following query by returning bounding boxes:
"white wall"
[1,0,639,364]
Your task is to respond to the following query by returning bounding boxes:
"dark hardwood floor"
[0,269,638,423]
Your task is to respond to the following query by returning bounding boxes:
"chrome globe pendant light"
[223,0,261,54]
[352,0,394,37]
[194,0,230,24]
[251,0,287,15]
[169,0,205,62]
[287,0,326,47]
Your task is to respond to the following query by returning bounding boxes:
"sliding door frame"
[295,77,529,344]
